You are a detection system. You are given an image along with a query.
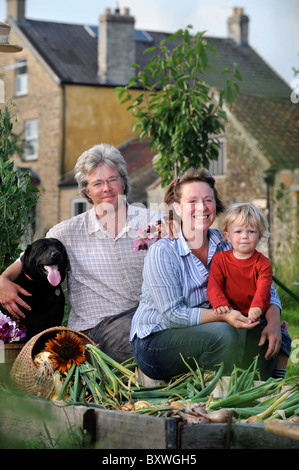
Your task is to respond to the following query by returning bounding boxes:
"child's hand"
[248,307,262,323]
[214,305,231,314]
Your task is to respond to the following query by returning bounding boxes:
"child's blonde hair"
[222,202,270,241]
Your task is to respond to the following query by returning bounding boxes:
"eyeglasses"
[88,176,121,189]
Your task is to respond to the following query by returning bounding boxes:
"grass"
[272,242,299,378]
[283,307,299,378]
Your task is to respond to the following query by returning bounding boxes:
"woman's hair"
[164,168,225,218]
[222,202,270,240]
[74,143,131,204]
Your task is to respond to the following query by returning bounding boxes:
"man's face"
[85,165,125,211]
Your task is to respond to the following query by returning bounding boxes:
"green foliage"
[283,309,299,378]
[273,241,299,310]
[116,26,242,186]
[0,104,39,273]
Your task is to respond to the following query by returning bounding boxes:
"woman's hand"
[200,308,259,329]
[223,309,260,329]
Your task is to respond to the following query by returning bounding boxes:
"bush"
[0,105,39,273]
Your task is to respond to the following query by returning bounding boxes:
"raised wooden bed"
[1,397,299,449]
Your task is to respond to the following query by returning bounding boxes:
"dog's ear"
[61,244,70,274]
[20,243,33,270]
[21,243,32,260]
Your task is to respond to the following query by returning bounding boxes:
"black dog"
[0,238,69,342]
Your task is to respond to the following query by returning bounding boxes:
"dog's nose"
[50,251,59,260]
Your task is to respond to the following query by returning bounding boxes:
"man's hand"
[0,275,31,319]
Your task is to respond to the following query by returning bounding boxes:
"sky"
[1,0,298,87]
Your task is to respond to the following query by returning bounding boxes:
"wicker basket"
[10,326,95,399]
[0,343,24,374]
[4,343,24,365]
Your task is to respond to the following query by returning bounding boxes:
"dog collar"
[25,273,34,281]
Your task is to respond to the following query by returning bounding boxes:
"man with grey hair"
[0,143,160,362]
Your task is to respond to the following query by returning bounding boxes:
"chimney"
[227,7,249,46]
[6,0,26,22]
[98,7,136,85]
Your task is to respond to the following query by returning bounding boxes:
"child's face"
[224,215,260,259]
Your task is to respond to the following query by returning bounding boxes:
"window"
[24,119,38,160]
[71,198,89,217]
[209,139,226,176]
[15,59,28,96]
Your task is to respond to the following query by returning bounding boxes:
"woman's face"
[174,181,217,246]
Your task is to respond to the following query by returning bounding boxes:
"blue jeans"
[132,322,279,381]
[132,322,244,381]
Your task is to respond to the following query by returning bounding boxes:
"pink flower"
[133,223,160,251]
[0,311,26,343]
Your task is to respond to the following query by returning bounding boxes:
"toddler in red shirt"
[207,202,291,379]
[207,202,272,323]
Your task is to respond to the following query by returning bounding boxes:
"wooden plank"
[230,423,299,449]
[0,397,176,449]
[180,422,299,449]
[2,395,298,450]
[93,408,176,449]
[180,423,229,449]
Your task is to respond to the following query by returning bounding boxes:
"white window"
[15,59,28,96]
[24,119,38,160]
[209,139,226,176]
[71,198,89,217]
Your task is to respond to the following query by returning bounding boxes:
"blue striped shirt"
[130,228,281,340]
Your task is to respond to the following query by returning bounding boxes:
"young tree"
[0,104,39,273]
[117,26,242,186]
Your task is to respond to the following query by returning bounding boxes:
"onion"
[34,351,53,368]
[205,409,231,423]
[178,411,210,424]
[191,405,208,415]
[247,415,263,423]
[134,400,153,409]
[119,403,134,411]
[50,371,64,401]
[290,416,299,423]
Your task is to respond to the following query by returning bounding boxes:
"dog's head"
[21,238,69,286]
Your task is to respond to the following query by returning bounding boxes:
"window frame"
[209,138,226,177]
[71,198,89,217]
[15,59,28,97]
[24,119,39,161]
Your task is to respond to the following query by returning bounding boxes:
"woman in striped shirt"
[130,168,287,381]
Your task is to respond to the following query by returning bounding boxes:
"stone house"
[0,0,298,261]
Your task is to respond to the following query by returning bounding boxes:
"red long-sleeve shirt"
[207,249,272,315]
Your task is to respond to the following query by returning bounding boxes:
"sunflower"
[44,331,86,373]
